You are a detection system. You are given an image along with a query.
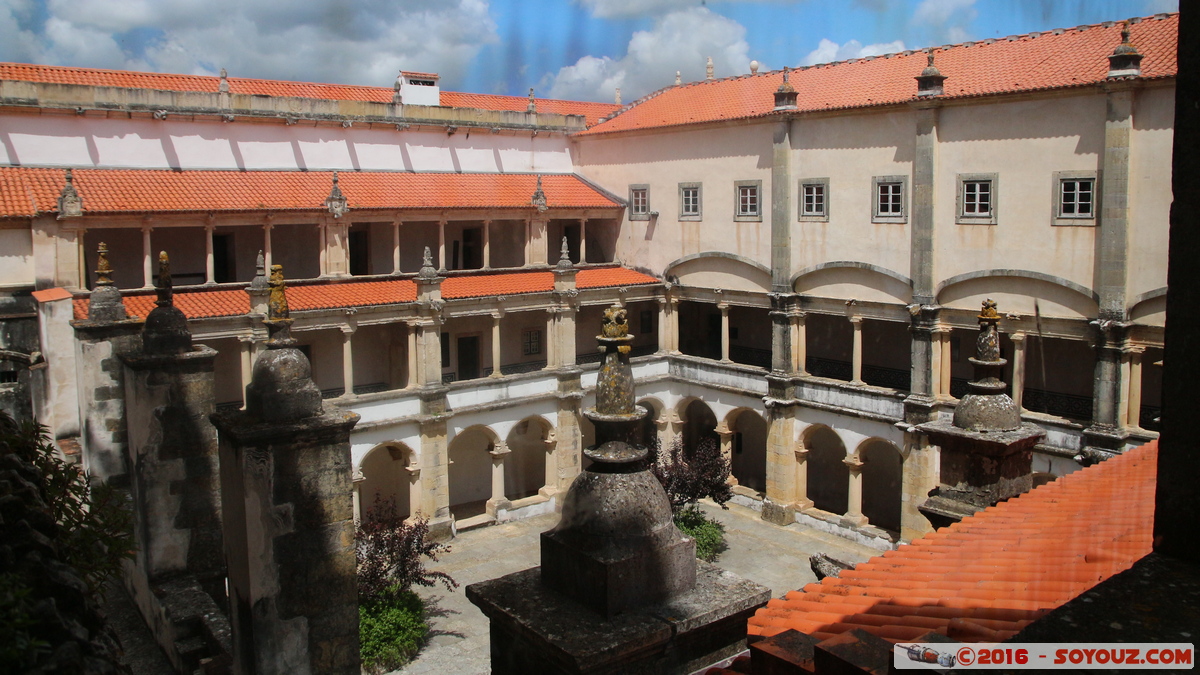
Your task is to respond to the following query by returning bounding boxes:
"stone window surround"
[678,182,702,221]
[956,173,998,225]
[871,175,907,224]
[734,180,763,222]
[629,184,650,221]
[799,177,830,222]
[1053,170,1100,227]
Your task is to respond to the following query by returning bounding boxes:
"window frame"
[522,328,542,356]
[1053,171,1099,226]
[799,177,830,222]
[872,175,908,224]
[678,182,702,221]
[734,180,763,222]
[956,173,998,225]
[629,184,650,221]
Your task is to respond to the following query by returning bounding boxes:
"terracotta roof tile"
[748,441,1157,644]
[582,14,1177,136]
[0,63,619,126]
[71,266,658,320]
[0,169,621,218]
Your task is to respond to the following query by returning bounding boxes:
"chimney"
[1107,24,1144,78]
[773,66,798,110]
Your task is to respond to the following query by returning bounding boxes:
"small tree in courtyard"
[647,435,732,561]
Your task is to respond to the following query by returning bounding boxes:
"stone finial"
[87,242,128,322]
[1107,23,1143,77]
[245,263,323,422]
[95,242,114,286]
[219,68,230,93]
[267,265,289,323]
[325,171,349,218]
[915,51,946,96]
[556,236,573,269]
[393,70,404,104]
[531,174,548,212]
[250,250,268,290]
[57,169,82,218]
[750,60,760,75]
[527,87,537,113]
[705,56,714,80]
[142,251,192,355]
[951,298,1021,432]
[614,87,621,105]
[675,70,682,85]
[418,246,437,278]
[601,304,629,340]
[773,66,798,110]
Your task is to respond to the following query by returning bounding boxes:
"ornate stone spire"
[556,236,573,269]
[952,298,1019,432]
[675,70,682,85]
[245,264,323,422]
[1107,23,1143,77]
[250,250,268,290]
[705,56,714,80]
[57,169,82,218]
[418,246,438,279]
[915,51,946,96]
[773,66,798,110]
[219,68,230,93]
[531,175,548,212]
[142,251,192,355]
[87,242,127,322]
[527,87,537,113]
[325,171,349,218]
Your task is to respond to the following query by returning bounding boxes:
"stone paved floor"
[391,500,881,675]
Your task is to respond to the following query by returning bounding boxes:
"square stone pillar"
[72,320,143,484]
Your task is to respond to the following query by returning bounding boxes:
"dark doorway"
[457,336,481,380]
[563,223,581,263]
[213,234,234,283]
[462,228,482,269]
[349,228,369,275]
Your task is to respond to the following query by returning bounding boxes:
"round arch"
[663,253,772,293]
[448,425,500,520]
[856,437,902,533]
[637,397,663,450]
[359,442,416,521]
[803,424,848,516]
[681,398,718,459]
[725,407,767,493]
[505,416,554,501]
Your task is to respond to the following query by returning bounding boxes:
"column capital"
[141,217,154,232]
[340,323,357,336]
[1009,331,1027,343]
[843,455,864,470]
[849,315,863,325]
[490,441,511,458]
[491,310,504,321]
[1122,342,1146,355]
[793,446,809,460]
[718,302,730,313]
[237,333,257,344]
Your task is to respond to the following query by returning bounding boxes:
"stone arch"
[505,416,553,501]
[448,424,500,520]
[791,262,913,304]
[804,424,848,516]
[856,437,902,533]
[637,397,665,449]
[936,270,1099,319]
[1129,288,1167,325]
[663,253,771,293]
[724,407,767,493]
[680,398,718,459]
[358,442,416,520]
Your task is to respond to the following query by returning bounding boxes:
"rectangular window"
[872,176,907,223]
[799,178,830,221]
[679,183,701,220]
[629,184,650,220]
[522,329,541,356]
[734,180,763,221]
[1052,171,1098,226]
[878,183,903,214]
[956,173,998,224]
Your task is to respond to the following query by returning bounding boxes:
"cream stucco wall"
[0,228,33,287]
[1127,85,1174,323]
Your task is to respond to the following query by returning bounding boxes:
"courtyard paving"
[392,500,881,675]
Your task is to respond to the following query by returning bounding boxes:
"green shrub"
[359,587,427,674]
[673,505,727,562]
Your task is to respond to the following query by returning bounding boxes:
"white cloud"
[580,0,770,19]
[802,38,906,65]
[0,0,499,89]
[912,0,977,44]
[546,7,750,102]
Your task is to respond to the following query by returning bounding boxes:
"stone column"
[392,219,402,274]
[486,441,511,517]
[1010,332,1026,410]
[141,223,154,288]
[352,471,364,521]
[716,424,737,486]
[239,335,254,408]
[545,309,557,369]
[578,218,587,264]
[482,220,492,269]
[657,298,669,353]
[406,462,422,524]
[850,315,864,385]
[406,320,418,389]
[669,296,681,354]
[438,219,447,271]
[204,220,216,284]
[490,312,503,377]
[1117,348,1132,428]
[792,311,807,374]
[318,223,327,276]
[842,455,868,527]
[524,219,531,266]
[719,303,731,363]
[341,323,356,398]
[263,219,274,270]
[792,446,813,509]
[940,328,953,397]
[540,433,560,498]
[1127,345,1144,429]
[213,267,361,675]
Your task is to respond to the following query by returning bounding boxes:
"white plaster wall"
[1127,85,1174,321]
[0,115,574,173]
[0,229,34,286]
[573,124,773,274]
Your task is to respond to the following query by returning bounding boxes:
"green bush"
[359,587,428,674]
[673,505,727,562]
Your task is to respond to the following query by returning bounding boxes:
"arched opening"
[637,398,662,450]
[448,426,496,521]
[359,443,413,520]
[681,399,717,459]
[806,425,848,515]
[728,409,767,493]
[859,439,902,533]
[506,417,551,501]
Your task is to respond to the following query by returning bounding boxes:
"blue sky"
[0,0,1176,103]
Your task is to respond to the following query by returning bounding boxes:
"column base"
[840,513,869,528]
[486,497,513,518]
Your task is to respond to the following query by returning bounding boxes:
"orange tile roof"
[0,168,621,218]
[71,266,659,320]
[748,441,1157,644]
[0,63,619,126]
[582,14,1177,136]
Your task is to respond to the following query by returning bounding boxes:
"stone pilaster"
[907,102,940,426]
[1083,320,1131,461]
[761,399,798,526]
[1097,82,1137,322]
